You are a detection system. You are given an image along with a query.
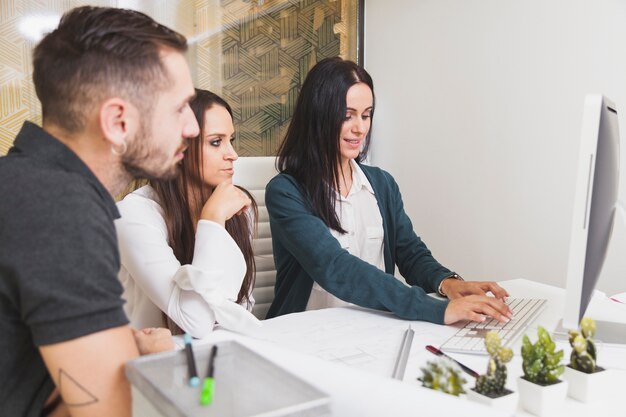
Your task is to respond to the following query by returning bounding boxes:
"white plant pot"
[517,376,568,417]
[563,365,611,402]
[466,388,518,416]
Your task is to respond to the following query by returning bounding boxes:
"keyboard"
[439,298,547,355]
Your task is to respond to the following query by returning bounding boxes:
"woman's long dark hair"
[151,89,257,335]
[276,57,374,233]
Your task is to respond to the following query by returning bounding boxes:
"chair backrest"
[233,156,278,320]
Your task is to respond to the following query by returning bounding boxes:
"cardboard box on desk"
[126,340,331,417]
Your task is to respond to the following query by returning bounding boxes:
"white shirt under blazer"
[306,160,386,310]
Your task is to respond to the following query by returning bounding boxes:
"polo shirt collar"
[11,121,120,219]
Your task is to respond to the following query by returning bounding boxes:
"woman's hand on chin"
[200,181,252,226]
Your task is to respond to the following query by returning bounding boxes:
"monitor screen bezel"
[562,95,620,330]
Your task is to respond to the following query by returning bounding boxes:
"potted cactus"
[517,326,568,416]
[467,332,518,412]
[418,358,466,396]
[563,317,609,402]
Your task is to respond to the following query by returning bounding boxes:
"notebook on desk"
[439,298,547,355]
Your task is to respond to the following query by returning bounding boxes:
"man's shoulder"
[0,159,111,241]
[1,158,100,204]
[2,152,85,186]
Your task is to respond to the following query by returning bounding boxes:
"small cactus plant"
[474,331,513,396]
[568,317,598,373]
[521,326,565,385]
[418,359,466,396]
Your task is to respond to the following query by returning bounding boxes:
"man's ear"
[99,98,136,148]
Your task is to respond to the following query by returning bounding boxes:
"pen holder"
[126,340,331,417]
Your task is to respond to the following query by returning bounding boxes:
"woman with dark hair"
[265,57,513,325]
[116,89,260,338]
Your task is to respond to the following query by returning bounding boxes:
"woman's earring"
[111,139,128,156]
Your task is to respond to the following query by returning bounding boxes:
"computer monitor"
[559,94,626,344]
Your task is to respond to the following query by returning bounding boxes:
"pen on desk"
[392,325,414,380]
[426,345,480,378]
[183,333,200,387]
[200,345,218,406]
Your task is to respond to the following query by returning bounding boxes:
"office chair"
[233,156,278,320]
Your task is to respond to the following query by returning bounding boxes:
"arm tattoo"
[58,369,99,407]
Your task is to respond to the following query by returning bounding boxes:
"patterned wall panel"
[0,0,359,156]
[194,0,359,156]
[1,0,34,155]
[0,0,116,155]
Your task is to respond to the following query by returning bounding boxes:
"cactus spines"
[418,359,466,396]
[521,326,564,385]
[568,317,598,373]
[475,331,513,396]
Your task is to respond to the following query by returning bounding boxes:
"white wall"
[365,0,626,295]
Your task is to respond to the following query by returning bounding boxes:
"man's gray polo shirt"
[0,121,129,417]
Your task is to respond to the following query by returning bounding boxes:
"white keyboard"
[439,298,547,355]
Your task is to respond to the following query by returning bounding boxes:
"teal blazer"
[265,163,453,323]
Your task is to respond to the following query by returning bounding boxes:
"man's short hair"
[33,6,188,133]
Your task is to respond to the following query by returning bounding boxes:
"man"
[0,6,199,417]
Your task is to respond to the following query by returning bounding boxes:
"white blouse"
[305,160,386,310]
[116,185,260,338]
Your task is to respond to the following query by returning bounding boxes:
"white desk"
[167,279,626,417]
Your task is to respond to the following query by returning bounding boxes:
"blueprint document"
[253,306,459,383]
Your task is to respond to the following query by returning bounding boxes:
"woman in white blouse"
[116,89,260,338]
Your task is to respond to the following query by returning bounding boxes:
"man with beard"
[0,6,199,417]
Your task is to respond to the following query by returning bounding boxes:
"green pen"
[200,345,217,406]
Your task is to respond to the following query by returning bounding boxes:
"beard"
[121,119,183,181]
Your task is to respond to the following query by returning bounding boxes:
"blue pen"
[183,334,200,387]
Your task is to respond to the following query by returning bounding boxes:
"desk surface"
[188,279,626,417]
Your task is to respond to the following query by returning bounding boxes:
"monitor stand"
[554,319,626,345]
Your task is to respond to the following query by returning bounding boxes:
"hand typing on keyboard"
[441,280,514,325]
[440,280,509,302]
[440,298,547,354]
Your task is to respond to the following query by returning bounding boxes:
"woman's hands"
[200,181,252,226]
[442,280,513,325]
[133,327,174,355]
[441,279,509,300]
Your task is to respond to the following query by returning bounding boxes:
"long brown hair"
[151,89,257,334]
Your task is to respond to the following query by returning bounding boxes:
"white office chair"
[233,156,279,320]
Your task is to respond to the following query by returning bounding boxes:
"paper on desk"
[610,292,626,304]
[586,289,626,322]
[252,306,458,379]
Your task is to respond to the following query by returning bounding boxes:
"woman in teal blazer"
[265,57,512,325]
